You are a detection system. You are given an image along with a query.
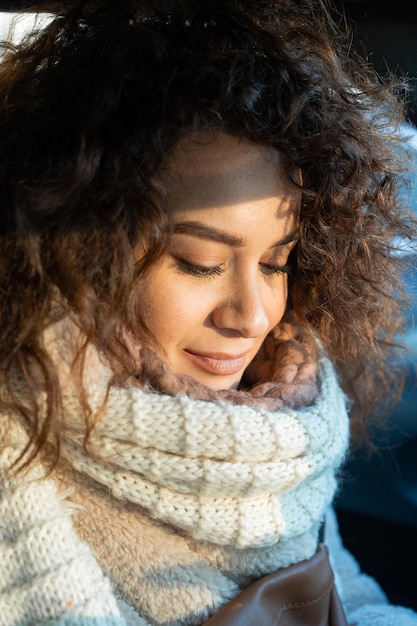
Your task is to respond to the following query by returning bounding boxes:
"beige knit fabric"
[58,354,348,549]
[46,342,348,624]
[0,318,349,625]
[0,427,142,626]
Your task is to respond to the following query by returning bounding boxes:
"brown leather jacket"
[205,544,348,626]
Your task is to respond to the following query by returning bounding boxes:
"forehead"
[161,132,301,213]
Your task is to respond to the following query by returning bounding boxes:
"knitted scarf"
[47,317,349,623]
[3,317,350,625]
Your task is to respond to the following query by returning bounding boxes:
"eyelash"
[260,263,291,276]
[174,259,223,277]
[174,258,291,278]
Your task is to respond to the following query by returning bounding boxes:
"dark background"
[335,1,417,126]
[332,1,417,612]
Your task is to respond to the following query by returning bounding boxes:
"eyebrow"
[173,221,299,248]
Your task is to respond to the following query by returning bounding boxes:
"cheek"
[141,277,210,346]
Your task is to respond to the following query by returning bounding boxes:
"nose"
[211,277,271,338]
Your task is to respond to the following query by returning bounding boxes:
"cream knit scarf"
[43,316,350,550]
[41,317,349,624]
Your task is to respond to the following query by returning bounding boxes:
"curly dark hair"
[0,0,414,466]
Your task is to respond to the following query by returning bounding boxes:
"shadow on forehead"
[160,132,302,211]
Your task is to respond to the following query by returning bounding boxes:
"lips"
[183,349,250,376]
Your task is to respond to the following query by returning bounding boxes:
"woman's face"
[140,133,301,390]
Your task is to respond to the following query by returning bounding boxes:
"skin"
[140,132,301,390]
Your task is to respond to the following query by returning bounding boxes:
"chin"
[195,374,242,391]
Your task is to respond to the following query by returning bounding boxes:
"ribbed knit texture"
[0,441,142,626]
[60,356,348,549]
[0,316,350,625]
[1,330,417,624]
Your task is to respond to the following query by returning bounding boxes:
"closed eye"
[260,263,291,276]
[174,258,224,277]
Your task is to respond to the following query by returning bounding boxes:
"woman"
[0,1,416,624]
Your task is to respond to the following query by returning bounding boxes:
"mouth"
[183,349,250,376]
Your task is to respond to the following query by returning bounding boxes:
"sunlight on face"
[140,132,301,390]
